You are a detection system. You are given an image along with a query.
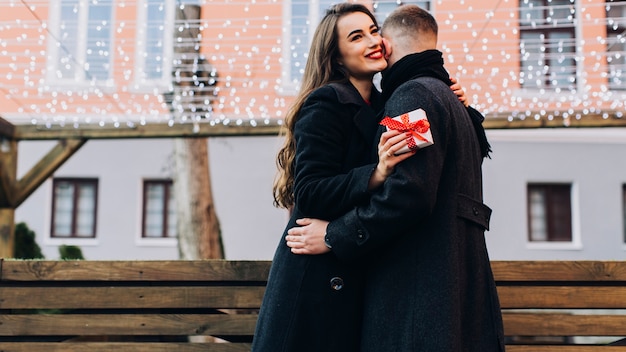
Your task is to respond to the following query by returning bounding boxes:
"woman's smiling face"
[335,11,388,81]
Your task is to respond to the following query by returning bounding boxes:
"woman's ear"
[382,38,392,60]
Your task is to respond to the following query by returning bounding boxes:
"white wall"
[15,136,288,260]
[483,128,626,260]
[14,128,626,261]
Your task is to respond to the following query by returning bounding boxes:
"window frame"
[527,183,573,242]
[373,1,430,24]
[46,0,115,87]
[133,0,175,91]
[280,0,331,93]
[141,179,177,239]
[606,0,626,91]
[518,0,578,91]
[50,177,99,239]
[526,182,582,251]
[623,184,626,244]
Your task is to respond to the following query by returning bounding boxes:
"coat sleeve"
[292,86,376,220]
[325,80,451,261]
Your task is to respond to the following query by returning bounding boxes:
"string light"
[0,0,624,130]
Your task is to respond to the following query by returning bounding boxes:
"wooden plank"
[506,347,626,352]
[13,123,282,141]
[483,111,626,129]
[492,261,626,282]
[0,342,252,352]
[5,260,626,282]
[0,286,265,309]
[0,210,16,259]
[0,137,17,208]
[0,314,258,336]
[0,260,271,282]
[10,111,626,141]
[503,313,626,336]
[13,139,86,207]
[498,286,626,309]
[0,116,15,139]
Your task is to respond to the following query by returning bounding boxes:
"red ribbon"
[380,113,431,150]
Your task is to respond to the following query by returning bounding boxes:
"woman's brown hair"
[272,3,378,209]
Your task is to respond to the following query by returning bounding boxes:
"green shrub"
[59,245,85,260]
[13,222,44,259]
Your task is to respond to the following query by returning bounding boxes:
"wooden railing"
[1,260,626,351]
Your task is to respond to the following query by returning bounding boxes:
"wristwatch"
[324,233,332,249]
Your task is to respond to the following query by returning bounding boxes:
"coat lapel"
[328,82,380,149]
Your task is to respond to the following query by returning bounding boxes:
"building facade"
[2,0,626,259]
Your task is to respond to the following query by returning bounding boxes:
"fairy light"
[0,0,625,129]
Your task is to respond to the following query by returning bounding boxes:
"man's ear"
[382,38,392,60]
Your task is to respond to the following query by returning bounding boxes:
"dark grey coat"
[327,76,506,351]
[251,81,380,352]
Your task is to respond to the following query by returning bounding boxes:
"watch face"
[324,235,332,249]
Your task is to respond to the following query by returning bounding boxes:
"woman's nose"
[367,34,382,47]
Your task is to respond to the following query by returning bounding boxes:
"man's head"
[381,4,438,67]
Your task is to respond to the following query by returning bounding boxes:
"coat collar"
[327,81,380,145]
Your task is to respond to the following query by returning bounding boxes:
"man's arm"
[288,79,451,259]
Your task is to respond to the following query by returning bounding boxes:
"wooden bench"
[1,260,626,351]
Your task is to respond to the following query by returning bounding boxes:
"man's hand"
[286,218,331,255]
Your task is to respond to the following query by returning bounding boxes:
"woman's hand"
[369,129,414,189]
[286,218,330,255]
[450,77,469,107]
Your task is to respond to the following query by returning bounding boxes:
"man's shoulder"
[384,76,468,122]
[399,76,450,93]
[386,77,446,107]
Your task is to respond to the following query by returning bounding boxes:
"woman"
[251,4,406,352]
[252,4,465,351]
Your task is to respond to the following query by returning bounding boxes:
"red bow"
[380,113,431,150]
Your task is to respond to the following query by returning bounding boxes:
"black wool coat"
[251,81,380,352]
[327,75,506,351]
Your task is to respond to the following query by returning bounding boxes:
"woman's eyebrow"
[347,24,376,38]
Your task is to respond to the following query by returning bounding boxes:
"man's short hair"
[382,4,438,37]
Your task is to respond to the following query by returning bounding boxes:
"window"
[142,180,176,238]
[48,0,113,83]
[373,1,430,24]
[606,0,626,90]
[527,183,572,242]
[135,0,174,86]
[285,0,335,88]
[519,0,577,90]
[51,178,98,238]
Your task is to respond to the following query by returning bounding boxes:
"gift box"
[380,108,434,155]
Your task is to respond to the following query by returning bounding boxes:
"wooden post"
[0,137,17,258]
[0,208,15,258]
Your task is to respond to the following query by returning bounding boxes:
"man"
[286,4,504,351]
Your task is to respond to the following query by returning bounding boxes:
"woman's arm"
[292,87,406,219]
[450,76,469,107]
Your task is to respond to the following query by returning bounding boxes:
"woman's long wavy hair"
[272,3,378,209]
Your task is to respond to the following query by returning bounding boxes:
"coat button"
[330,277,344,291]
[357,230,364,239]
[472,207,479,216]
